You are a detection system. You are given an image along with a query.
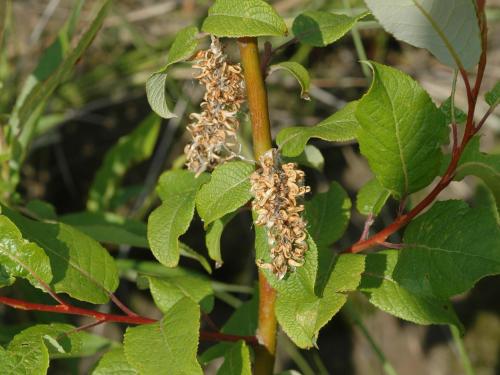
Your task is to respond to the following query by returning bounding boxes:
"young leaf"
[145,271,214,313]
[147,170,209,267]
[485,81,500,106]
[205,212,237,266]
[217,341,252,375]
[202,0,287,37]
[454,137,500,209]
[93,348,138,375]
[59,211,148,248]
[439,97,467,125]
[87,113,161,212]
[276,253,364,348]
[304,182,351,247]
[196,161,254,225]
[0,215,52,290]
[394,200,500,299]
[179,243,213,274]
[277,101,359,157]
[292,10,369,47]
[269,61,311,100]
[356,178,390,216]
[359,250,462,329]
[124,298,202,375]
[146,26,201,119]
[355,62,447,198]
[200,288,258,364]
[14,0,111,130]
[364,0,481,70]
[283,145,325,172]
[3,207,119,304]
[146,73,176,119]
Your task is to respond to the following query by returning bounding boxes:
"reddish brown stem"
[345,6,489,254]
[0,296,259,345]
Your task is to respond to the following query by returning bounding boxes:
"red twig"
[344,5,489,254]
[0,296,258,345]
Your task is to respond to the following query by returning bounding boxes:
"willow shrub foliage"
[0,0,499,374]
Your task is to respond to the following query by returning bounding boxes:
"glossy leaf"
[394,200,500,298]
[356,178,390,216]
[196,161,254,225]
[87,113,161,211]
[360,250,462,328]
[277,101,358,157]
[292,10,369,47]
[217,341,251,375]
[365,0,481,69]
[270,61,310,99]
[304,182,351,247]
[93,348,138,375]
[356,62,447,198]
[124,298,202,375]
[4,208,119,304]
[147,170,209,267]
[202,0,287,37]
[0,215,52,290]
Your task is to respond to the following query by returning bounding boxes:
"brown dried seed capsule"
[252,148,310,278]
[185,36,246,176]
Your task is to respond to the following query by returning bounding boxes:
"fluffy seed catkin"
[184,37,246,176]
[250,149,311,279]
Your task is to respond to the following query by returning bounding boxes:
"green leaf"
[202,0,287,37]
[292,10,369,47]
[355,62,447,198]
[0,215,52,290]
[283,145,324,172]
[10,324,83,359]
[276,253,364,348]
[146,72,176,119]
[359,250,462,328]
[148,170,209,267]
[179,243,213,274]
[304,182,351,247]
[196,161,254,225]
[93,348,138,375]
[14,0,111,131]
[485,81,500,106]
[0,334,49,375]
[394,200,500,299]
[217,341,251,375]
[87,113,161,212]
[124,298,202,375]
[146,26,200,119]
[269,61,311,99]
[439,97,467,125]
[277,101,359,157]
[145,271,214,313]
[454,137,500,210]
[59,211,148,248]
[356,178,390,216]
[256,227,318,294]
[200,288,258,364]
[364,0,481,70]
[25,200,57,220]
[3,207,119,304]
[205,212,237,266]
[166,26,200,66]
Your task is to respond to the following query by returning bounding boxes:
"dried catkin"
[250,149,311,279]
[184,36,246,176]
